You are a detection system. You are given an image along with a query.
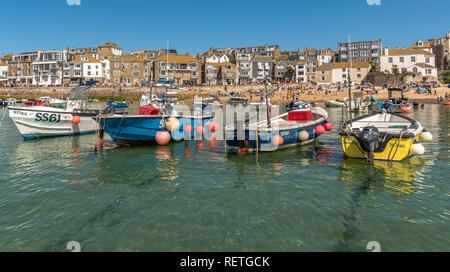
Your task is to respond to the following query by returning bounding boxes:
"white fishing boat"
[38,96,67,109]
[325,99,345,107]
[8,85,99,140]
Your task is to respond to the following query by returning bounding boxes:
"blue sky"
[0,0,449,55]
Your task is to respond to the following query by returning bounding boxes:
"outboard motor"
[361,126,379,162]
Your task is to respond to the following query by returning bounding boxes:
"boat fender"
[272,134,284,146]
[324,122,333,131]
[156,131,171,145]
[196,125,205,135]
[184,124,193,134]
[315,125,325,135]
[208,121,219,132]
[420,131,433,142]
[298,130,309,141]
[171,131,184,141]
[72,116,81,124]
[412,142,425,155]
[165,117,180,132]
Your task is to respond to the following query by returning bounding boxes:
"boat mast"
[347,34,353,126]
[262,59,271,127]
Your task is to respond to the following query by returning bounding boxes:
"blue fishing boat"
[107,100,129,109]
[100,114,213,146]
[225,107,330,153]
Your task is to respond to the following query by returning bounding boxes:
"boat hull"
[226,120,327,152]
[101,115,213,145]
[341,135,417,161]
[8,107,98,140]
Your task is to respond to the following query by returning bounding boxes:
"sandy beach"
[1,84,449,104]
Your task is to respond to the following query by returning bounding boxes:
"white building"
[0,64,8,84]
[205,54,229,64]
[317,48,334,66]
[32,50,68,86]
[295,61,306,83]
[380,48,437,78]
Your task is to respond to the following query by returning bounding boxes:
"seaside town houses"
[338,39,383,63]
[109,54,152,85]
[1,32,448,87]
[64,54,104,85]
[0,54,12,84]
[202,52,238,85]
[315,61,371,84]
[5,52,37,86]
[379,48,437,78]
[32,50,70,86]
[154,54,201,85]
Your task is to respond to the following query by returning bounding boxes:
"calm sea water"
[0,104,448,252]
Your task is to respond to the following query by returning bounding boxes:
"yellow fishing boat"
[339,109,433,161]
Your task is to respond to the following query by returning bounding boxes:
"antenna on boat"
[262,59,271,127]
[348,34,353,126]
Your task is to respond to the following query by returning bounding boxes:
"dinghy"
[325,99,345,108]
[339,109,432,161]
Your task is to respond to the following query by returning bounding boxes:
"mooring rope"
[0,104,9,127]
[389,130,406,161]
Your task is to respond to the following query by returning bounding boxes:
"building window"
[411,56,416,62]
[400,57,404,63]
[388,57,393,63]
[425,57,430,63]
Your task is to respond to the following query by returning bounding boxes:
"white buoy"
[420,131,433,142]
[412,143,425,155]
[165,117,180,132]
[298,130,309,141]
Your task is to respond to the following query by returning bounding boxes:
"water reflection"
[341,157,426,195]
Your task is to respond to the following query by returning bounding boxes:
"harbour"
[0,103,448,251]
[0,0,449,255]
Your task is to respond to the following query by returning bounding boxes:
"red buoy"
[184,124,193,133]
[401,107,409,112]
[155,131,171,145]
[196,125,205,135]
[324,122,333,131]
[72,116,81,124]
[272,134,284,146]
[315,125,325,135]
[208,121,219,132]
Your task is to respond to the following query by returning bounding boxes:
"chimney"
[384,47,389,56]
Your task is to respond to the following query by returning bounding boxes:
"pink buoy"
[324,122,333,131]
[72,116,81,124]
[315,125,325,135]
[196,125,205,134]
[208,121,219,132]
[155,131,171,145]
[272,134,284,146]
[184,124,193,133]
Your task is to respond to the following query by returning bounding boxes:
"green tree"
[439,71,450,84]
[392,65,399,75]
[287,66,295,80]
[369,61,379,72]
